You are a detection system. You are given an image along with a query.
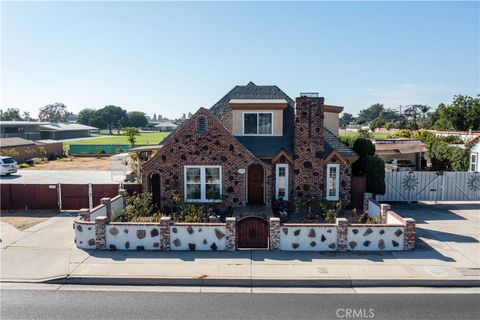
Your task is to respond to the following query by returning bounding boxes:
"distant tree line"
[340,94,480,131]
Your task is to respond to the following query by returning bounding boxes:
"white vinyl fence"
[377,171,480,202]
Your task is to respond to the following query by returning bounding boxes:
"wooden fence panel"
[61,184,89,210]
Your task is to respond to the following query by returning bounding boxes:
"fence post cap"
[100,197,111,204]
[95,216,108,222]
[160,216,171,222]
[269,217,281,222]
[225,217,236,222]
[79,208,90,213]
[403,218,415,223]
[335,217,348,224]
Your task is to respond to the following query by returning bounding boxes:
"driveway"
[0,170,115,184]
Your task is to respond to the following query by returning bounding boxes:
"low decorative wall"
[73,191,416,252]
[279,224,338,251]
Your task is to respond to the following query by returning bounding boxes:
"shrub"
[429,141,469,171]
[118,192,157,222]
[387,129,412,138]
[411,129,436,143]
[296,196,323,217]
[38,146,47,160]
[352,138,375,157]
[179,204,209,223]
[19,163,29,169]
[47,153,57,161]
[365,155,386,196]
[324,201,342,223]
[1,148,19,158]
[436,135,464,144]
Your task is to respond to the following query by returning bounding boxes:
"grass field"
[65,132,170,146]
[339,130,390,139]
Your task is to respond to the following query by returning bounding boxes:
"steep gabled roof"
[323,128,358,161]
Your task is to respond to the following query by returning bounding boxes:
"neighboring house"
[468,135,480,172]
[371,138,427,170]
[154,121,178,132]
[142,82,358,210]
[0,137,63,162]
[0,121,98,140]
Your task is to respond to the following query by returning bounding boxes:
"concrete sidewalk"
[1,202,479,287]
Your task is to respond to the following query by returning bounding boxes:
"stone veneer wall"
[279,224,338,251]
[293,96,325,203]
[347,225,405,251]
[142,108,271,209]
[169,224,227,251]
[73,220,96,250]
[106,223,161,250]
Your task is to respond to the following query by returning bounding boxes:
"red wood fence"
[0,183,142,210]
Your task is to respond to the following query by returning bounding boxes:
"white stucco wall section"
[170,225,227,251]
[110,196,124,215]
[74,221,96,249]
[89,205,107,220]
[348,226,405,251]
[279,225,338,251]
[368,200,381,217]
[387,212,403,224]
[106,224,161,250]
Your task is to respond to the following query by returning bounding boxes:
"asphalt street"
[1,289,479,320]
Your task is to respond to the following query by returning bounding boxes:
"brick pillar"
[269,217,281,251]
[118,189,128,207]
[159,216,171,251]
[363,193,373,214]
[336,218,349,252]
[225,217,236,251]
[95,216,107,250]
[380,204,391,224]
[100,198,111,222]
[78,208,90,221]
[404,218,416,250]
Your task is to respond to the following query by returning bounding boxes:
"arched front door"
[149,173,161,209]
[248,164,264,204]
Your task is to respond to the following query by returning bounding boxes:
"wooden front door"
[236,216,269,249]
[248,164,264,204]
[149,173,161,209]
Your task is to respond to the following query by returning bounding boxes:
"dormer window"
[243,112,272,135]
[197,116,207,133]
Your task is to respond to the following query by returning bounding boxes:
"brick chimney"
[293,94,325,202]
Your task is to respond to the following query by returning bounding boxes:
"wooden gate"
[236,216,269,249]
[350,175,366,210]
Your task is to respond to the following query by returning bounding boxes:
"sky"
[1,1,479,119]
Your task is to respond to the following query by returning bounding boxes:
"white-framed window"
[243,112,273,135]
[326,164,340,201]
[470,153,478,172]
[275,164,289,200]
[184,165,222,202]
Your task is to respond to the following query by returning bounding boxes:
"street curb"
[40,276,480,288]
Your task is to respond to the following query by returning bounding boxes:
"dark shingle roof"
[0,137,36,148]
[323,128,358,158]
[209,82,295,158]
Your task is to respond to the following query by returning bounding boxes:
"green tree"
[339,112,355,127]
[357,103,384,124]
[77,108,97,126]
[365,155,386,196]
[96,105,127,134]
[0,108,23,121]
[438,95,480,131]
[384,122,394,130]
[126,111,148,128]
[1,148,19,158]
[38,103,70,122]
[124,127,140,147]
[38,146,47,160]
[369,118,383,132]
[352,138,375,176]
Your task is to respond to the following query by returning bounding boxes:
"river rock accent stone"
[363,228,373,236]
[394,229,403,237]
[292,243,300,249]
[215,228,225,240]
[109,227,119,236]
[308,229,316,238]
[363,240,371,247]
[187,226,194,234]
[173,238,181,247]
[76,225,83,232]
[137,230,146,239]
[352,229,358,234]
[151,228,159,237]
[188,243,196,251]
[378,239,385,250]
[172,227,178,233]
[379,229,385,235]
[153,242,159,248]
[88,227,91,231]
[294,229,300,236]
[210,243,218,251]
[124,229,129,233]
[282,228,288,235]
[125,241,130,249]
[198,228,202,232]
[203,238,208,245]
[328,243,336,249]
[349,241,357,249]
[137,246,144,251]
[321,234,326,242]
[310,241,316,247]
[392,240,399,247]
[327,229,332,233]
[88,238,95,246]
[109,244,116,250]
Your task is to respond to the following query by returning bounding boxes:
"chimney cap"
[300,92,319,98]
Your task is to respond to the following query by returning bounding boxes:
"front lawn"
[65,132,170,146]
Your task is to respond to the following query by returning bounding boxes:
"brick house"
[142,82,358,211]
